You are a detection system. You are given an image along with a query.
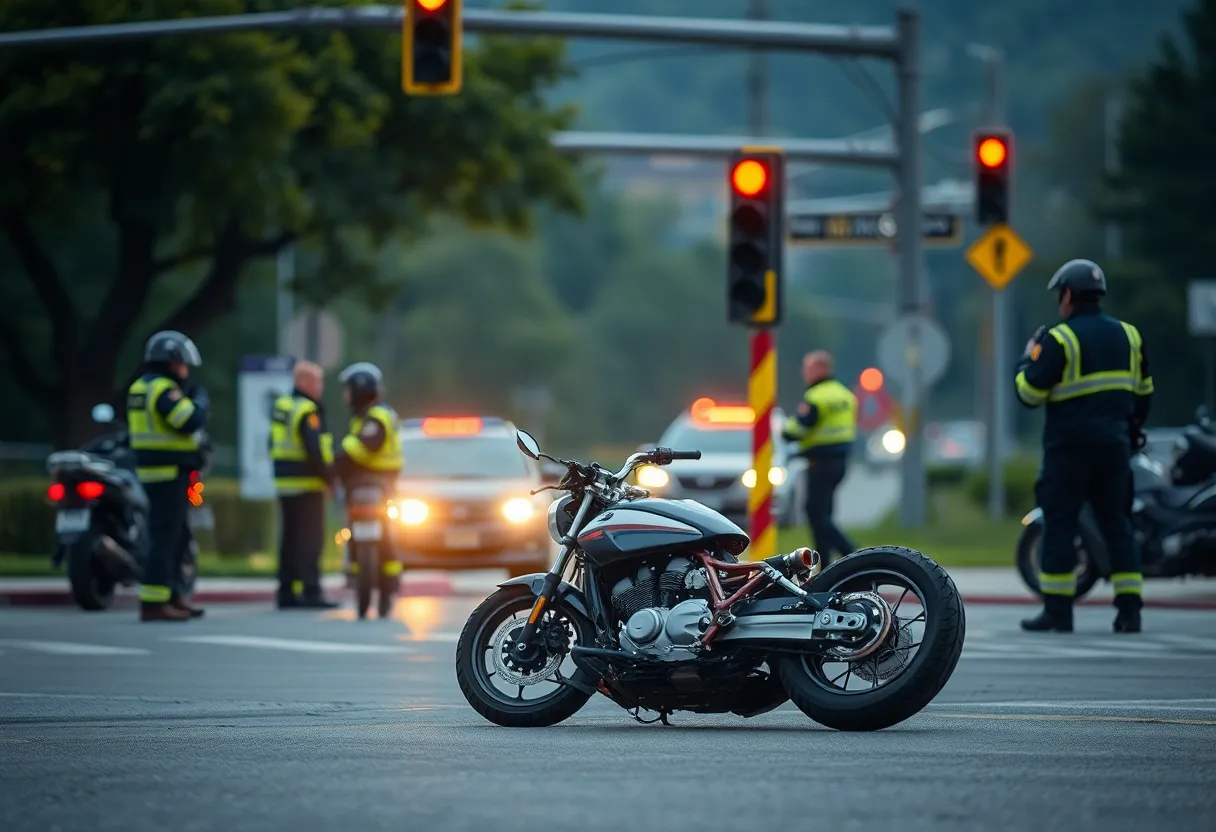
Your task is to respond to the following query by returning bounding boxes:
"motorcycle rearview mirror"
[91,403,115,424]
[515,429,542,460]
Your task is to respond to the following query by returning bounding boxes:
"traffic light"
[402,0,462,95]
[726,149,785,326]
[973,128,1012,225]
[859,367,884,392]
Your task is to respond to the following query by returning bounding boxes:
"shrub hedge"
[0,476,278,556]
[961,454,1041,515]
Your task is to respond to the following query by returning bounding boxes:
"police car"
[388,416,553,577]
[634,398,801,529]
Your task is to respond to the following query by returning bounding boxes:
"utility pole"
[969,43,1007,519]
[746,0,769,136]
[276,245,294,356]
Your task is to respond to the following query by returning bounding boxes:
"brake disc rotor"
[825,590,894,663]
[490,616,568,687]
[852,619,912,683]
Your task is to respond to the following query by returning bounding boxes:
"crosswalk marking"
[163,635,414,654]
[0,639,150,656]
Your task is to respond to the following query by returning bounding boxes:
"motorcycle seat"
[111,468,150,513]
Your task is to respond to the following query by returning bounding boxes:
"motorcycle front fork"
[512,544,574,656]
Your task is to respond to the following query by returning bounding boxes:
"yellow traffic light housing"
[402,0,463,96]
[726,149,785,327]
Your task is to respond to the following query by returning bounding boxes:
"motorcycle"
[47,403,209,611]
[46,404,150,610]
[1169,406,1216,486]
[1016,447,1216,600]
[455,430,966,731]
[346,483,395,619]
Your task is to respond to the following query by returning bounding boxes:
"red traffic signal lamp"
[727,149,784,327]
[859,367,884,392]
[402,0,462,95]
[973,128,1012,225]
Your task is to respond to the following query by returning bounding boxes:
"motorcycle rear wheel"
[355,544,377,620]
[67,539,115,611]
[777,546,965,731]
[455,585,594,728]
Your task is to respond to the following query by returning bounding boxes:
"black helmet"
[1047,259,1107,297]
[338,362,383,407]
[144,330,202,366]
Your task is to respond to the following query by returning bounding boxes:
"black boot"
[1114,595,1143,633]
[299,591,339,610]
[1021,595,1074,632]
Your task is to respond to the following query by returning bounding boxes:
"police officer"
[127,331,209,622]
[269,360,337,609]
[1014,259,1153,633]
[782,350,859,566]
[333,362,404,618]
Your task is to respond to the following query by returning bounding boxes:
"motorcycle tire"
[355,544,377,620]
[1015,521,1101,601]
[777,546,965,732]
[455,585,594,728]
[67,539,116,611]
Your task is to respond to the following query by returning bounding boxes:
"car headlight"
[502,497,534,523]
[636,465,669,488]
[741,467,786,488]
[396,498,428,525]
[881,429,906,454]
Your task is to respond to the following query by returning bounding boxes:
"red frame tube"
[694,551,774,646]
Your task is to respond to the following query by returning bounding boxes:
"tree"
[0,0,582,446]
[1108,0,1216,422]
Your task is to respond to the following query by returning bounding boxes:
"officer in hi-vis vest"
[333,363,404,618]
[269,360,336,609]
[782,350,859,566]
[1015,259,1153,633]
[126,331,209,622]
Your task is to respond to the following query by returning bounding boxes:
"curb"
[3,586,1216,610]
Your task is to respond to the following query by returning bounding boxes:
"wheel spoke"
[891,588,910,614]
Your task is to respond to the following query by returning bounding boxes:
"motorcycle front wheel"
[455,585,594,728]
[354,544,377,620]
[1015,521,1100,600]
[777,546,965,731]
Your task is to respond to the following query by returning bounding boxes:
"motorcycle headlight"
[502,497,534,524]
[636,465,669,488]
[396,498,428,525]
[547,495,575,543]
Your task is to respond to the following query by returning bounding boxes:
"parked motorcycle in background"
[346,483,395,619]
[47,404,150,610]
[46,403,211,611]
[1017,405,1216,600]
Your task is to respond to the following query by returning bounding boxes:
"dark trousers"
[803,456,856,563]
[278,491,326,600]
[1037,443,1141,608]
[143,475,190,603]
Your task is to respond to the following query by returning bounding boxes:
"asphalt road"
[3,598,1216,832]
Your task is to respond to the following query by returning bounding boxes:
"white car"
[634,399,802,530]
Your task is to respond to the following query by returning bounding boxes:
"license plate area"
[445,530,481,549]
[55,509,91,533]
[351,520,383,541]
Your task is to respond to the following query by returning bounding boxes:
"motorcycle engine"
[610,557,713,661]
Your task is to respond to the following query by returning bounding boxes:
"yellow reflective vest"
[269,394,333,494]
[126,374,201,483]
[784,379,858,456]
[340,403,404,473]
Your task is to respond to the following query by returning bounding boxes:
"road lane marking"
[933,712,1216,727]
[936,698,1216,710]
[163,635,413,654]
[396,632,460,643]
[0,639,149,656]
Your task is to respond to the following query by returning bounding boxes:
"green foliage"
[0,0,583,447]
[0,479,57,555]
[961,454,1041,515]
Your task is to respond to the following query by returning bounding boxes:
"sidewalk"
[2,568,1215,609]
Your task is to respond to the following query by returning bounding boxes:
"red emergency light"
[690,397,755,426]
[422,416,483,436]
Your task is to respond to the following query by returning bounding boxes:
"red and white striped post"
[748,328,777,561]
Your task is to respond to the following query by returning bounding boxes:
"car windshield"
[399,436,530,479]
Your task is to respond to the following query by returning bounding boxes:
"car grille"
[427,500,497,522]
[675,475,737,490]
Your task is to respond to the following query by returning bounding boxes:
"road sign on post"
[1188,280,1216,414]
[855,387,894,432]
[787,211,962,247]
[876,314,951,393]
[238,355,295,500]
[965,224,1033,291]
